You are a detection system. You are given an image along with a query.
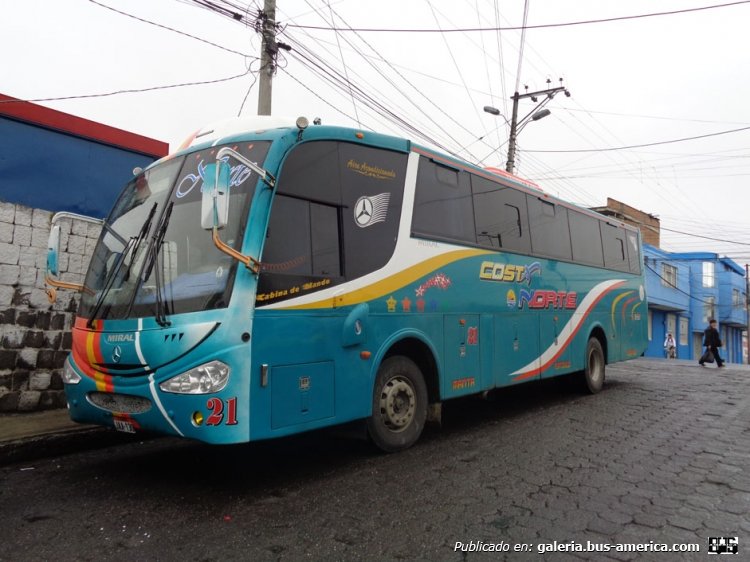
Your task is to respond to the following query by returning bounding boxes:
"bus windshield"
[78,141,270,322]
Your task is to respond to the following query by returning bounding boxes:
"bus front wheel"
[367,356,428,453]
[581,337,605,394]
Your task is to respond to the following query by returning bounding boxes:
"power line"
[0,68,254,104]
[514,0,531,93]
[284,41,462,155]
[282,8,485,159]
[659,226,750,247]
[424,0,483,129]
[285,1,750,33]
[237,63,260,116]
[326,0,360,126]
[560,106,750,126]
[644,263,714,305]
[279,66,360,123]
[88,0,254,58]
[525,125,750,153]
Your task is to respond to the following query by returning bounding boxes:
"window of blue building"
[661,263,677,288]
[702,262,716,288]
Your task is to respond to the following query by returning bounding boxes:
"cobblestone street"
[1,358,749,561]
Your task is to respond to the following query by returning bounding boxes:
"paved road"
[1,358,749,561]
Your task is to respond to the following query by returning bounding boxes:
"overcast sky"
[3,0,750,264]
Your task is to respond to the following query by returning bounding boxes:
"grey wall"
[0,201,101,412]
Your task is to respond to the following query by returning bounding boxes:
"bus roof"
[169,116,637,235]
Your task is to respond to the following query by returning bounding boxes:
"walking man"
[699,318,724,367]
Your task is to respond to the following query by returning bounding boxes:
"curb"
[0,427,149,467]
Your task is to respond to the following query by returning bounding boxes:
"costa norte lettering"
[479,261,526,283]
[479,261,542,284]
[521,290,577,310]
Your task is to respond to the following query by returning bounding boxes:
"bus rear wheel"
[367,356,427,453]
[580,337,605,394]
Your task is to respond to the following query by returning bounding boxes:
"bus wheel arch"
[581,329,607,394]
[367,336,438,452]
[589,325,608,364]
[381,337,440,404]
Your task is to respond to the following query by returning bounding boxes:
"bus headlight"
[159,361,230,394]
[62,359,81,384]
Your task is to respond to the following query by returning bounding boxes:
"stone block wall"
[0,201,101,412]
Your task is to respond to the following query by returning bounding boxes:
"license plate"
[114,419,136,433]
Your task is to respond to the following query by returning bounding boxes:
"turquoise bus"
[47,116,647,452]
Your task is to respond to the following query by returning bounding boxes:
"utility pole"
[257,0,277,116]
[505,80,570,174]
[506,93,521,174]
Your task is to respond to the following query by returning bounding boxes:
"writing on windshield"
[175,151,260,199]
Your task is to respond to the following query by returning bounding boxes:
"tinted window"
[626,231,641,274]
[412,157,475,244]
[527,196,572,261]
[258,141,406,304]
[569,210,604,267]
[274,141,340,205]
[339,143,406,279]
[601,223,629,272]
[311,204,340,276]
[262,195,315,276]
[471,175,530,253]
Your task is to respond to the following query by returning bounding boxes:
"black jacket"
[703,326,722,348]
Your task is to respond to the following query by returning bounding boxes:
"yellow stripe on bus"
[280,249,492,310]
[610,290,634,333]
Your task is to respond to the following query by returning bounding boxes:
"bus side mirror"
[47,225,61,277]
[201,160,231,230]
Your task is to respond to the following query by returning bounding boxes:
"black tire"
[366,356,428,453]
[581,337,605,394]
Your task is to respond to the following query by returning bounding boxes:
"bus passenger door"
[443,315,482,397]
[493,312,541,386]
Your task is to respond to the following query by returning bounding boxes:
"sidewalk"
[0,408,141,466]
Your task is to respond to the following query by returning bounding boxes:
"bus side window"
[626,231,641,274]
[470,174,530,253]
[262,195,341,277]
[412,157,475,245]
[310,203,341,276]
[338,143,407,280]
[262,195,314,275]
[527,196,572,261]
[569,210,604,267]
[263,140,407,287]
[601,223,629,272]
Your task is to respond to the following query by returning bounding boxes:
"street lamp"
[517,108,551,135]
[485,83,569,174]
[531,108,551,121]
[485,103,551,174]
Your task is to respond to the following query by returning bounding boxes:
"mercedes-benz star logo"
[355,197,373,226]
[112,345,122,364]
[353,193,391,228]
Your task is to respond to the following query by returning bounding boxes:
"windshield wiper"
[87,202,158,328]
[139,201,174,327]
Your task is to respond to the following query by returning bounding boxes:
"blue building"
[643,245,692,359]
[0,92,168,217]
[643,245,747,363]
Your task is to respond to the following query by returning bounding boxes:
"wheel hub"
[589,350,603,383]
[379,376,416,431]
